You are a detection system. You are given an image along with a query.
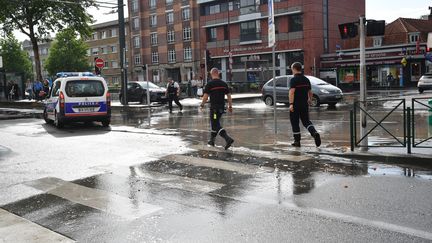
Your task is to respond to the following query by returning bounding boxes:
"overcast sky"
[13,0,432,42]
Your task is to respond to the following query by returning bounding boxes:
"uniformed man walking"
[165,77,183,113]
[200,68,234,150]
[288,62,321,147]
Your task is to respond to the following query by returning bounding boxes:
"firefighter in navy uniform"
[200,68,234,150]
[165,77,183,113]
[288,62,321,147]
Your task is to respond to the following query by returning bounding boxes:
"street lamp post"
[227,0,232,82]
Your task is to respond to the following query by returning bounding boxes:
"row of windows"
[206,15,303,42]
[88,45,120,56]
[201,0,287,16]
[150,27,192,45]
[91,29,121,41]
[149,7,190,27]
[151,48,193,64]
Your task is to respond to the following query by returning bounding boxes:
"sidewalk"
[0,93,262,110]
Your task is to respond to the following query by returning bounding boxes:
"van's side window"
[52,81,61,97]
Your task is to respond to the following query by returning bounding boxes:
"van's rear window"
[65,80,104,97]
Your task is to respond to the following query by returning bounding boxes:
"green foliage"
[0,0,96,81]
[0,34,33,78]
[45,29,91,76]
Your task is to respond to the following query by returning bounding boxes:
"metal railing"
[350,98,407,150]
[350,97,432,153]
[411,97,432,149]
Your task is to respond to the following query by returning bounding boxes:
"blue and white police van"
[43,72,111,128]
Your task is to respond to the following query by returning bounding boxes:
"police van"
[43,72,111,128]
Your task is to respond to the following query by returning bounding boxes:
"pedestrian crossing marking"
[190,144,314,163]
[162,154,274,175]
[0,208,75,243]
[128,166,226,193]
[24,177,162,220]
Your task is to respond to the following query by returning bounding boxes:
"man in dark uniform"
[165,77,183,113]
[288,62,321,147]
[200,68,234,150]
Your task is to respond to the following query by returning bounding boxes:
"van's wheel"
[419,88,424,94]
[310,95,320,107]
[43,108,53,124]
[264,96,274,106]
[101,119,110,127]
[54,111,64,128]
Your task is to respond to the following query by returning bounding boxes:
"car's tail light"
[59,91,65,109]
[106,91,111,107]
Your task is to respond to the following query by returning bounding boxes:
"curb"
[308,150,432,169]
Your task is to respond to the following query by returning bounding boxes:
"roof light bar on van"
[56,72,95,78]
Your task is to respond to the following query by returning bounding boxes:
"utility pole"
[227,0,232,81]
[118,0,128,105]
[359,16,368,149]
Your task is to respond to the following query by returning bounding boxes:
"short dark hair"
[291,62,303,72]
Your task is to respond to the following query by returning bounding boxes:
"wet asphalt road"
[1,90,432,242]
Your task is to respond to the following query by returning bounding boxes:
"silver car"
[261,75,343,107]
[418,73,432,93]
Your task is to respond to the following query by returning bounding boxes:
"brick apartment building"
[23,39,52,81]
[198,0,365,83]
[128,0,201,84]
[320,15,432,89]
[86,20,133,87]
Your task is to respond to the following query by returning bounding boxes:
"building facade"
[198,0,365,83]
[23,39,52,81]
[86,20,133,87]
[128,0,201,84]
[320,17,432,89]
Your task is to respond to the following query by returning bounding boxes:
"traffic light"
[367,20,385,37]
[338,22,358,39]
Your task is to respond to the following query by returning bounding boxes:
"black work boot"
[208,134,216,146]
[314,133,321,147]
[291,141,301,147]
[220,130,234,150]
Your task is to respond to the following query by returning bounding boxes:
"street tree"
[45,29,90,76]
[0,34,33,79]
[0,0,96,82]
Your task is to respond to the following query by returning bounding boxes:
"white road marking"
[24,177,162,220]
[190,144,314,163]
[162,154,274,175]
[0,208,75,243]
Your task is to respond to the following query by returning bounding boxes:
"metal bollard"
[350,110,354,152]
[407,107,411,154]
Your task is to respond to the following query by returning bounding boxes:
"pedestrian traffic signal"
[366,20,385,37]
[338,22,358,39]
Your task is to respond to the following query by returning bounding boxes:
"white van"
[43,72,111,128]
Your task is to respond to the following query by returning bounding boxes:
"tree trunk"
[30,37,42,82]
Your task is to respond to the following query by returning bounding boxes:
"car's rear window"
[65,80,105,97]
[423,74,432,78]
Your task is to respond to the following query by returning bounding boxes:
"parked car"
[43,72,111,128]
[261,75,343,107]
[418,73,432,93]
[119,81,167,104]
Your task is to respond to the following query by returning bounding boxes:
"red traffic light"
[339,22,358,39]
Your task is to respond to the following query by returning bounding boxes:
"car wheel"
[419,88,424,94]
[328,102,337,108]
[101,119,110,127]
[264,96,274,106]
[43,108,53,124]
[310,95,320,107]
[54,111,64,128]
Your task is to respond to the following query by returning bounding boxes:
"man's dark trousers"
[168,95,182,112]
[290,105,317,142]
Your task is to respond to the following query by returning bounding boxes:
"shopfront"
[321,44,428,90]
